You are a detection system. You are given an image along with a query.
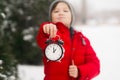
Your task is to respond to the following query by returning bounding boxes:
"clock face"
[45,43,63,61]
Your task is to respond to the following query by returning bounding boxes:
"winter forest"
[0,0,120,80]
[0,0,54,79]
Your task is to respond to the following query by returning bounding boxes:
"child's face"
[51,2,72,28]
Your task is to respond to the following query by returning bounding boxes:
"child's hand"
[69,60,79,78]
[43,23,57,38]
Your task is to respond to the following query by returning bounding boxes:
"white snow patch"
[17,65,44,80]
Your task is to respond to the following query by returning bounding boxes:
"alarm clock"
[45,38,64,62]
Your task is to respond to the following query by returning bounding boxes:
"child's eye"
[64,10,69,12]
[53,11,59,13]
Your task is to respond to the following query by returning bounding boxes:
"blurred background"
[0,0,120,80]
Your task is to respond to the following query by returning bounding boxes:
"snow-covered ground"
[18,24,120,80]
[18,65,44,80]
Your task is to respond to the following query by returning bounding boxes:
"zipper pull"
[82,37,86,46]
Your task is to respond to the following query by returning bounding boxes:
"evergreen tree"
[0,0,53,79]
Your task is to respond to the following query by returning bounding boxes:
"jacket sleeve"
[78,37,100,80]
[36,22,50,51]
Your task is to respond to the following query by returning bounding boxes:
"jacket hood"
[49,0,75,27]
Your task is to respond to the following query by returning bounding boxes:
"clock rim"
[45,43,64,61]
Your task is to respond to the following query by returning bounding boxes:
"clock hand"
[53,47,56,53]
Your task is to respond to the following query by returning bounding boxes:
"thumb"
[72,60,74,65]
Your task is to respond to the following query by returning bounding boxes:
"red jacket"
[36,22,100,80]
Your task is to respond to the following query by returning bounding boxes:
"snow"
[18,24,120,80]
[0,13,6,19]
[18,65,44,80]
